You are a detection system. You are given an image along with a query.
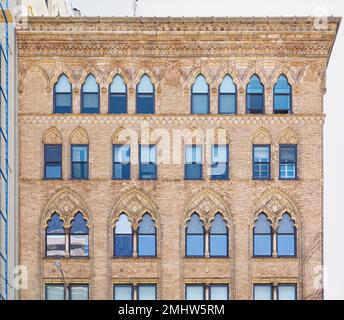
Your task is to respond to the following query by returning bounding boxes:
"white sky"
[71,0,344,300]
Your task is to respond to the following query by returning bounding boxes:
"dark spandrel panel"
[114,234,133,257]
[186,234,204,257]
[192,94,209,114]
[109,95,127,114]
[137,95,154,114]
[254,234,272,256]
[210,234,228,257]
[219,94,236,114]
[138,235,156,256]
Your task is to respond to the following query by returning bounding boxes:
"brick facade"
[17,16,340,300]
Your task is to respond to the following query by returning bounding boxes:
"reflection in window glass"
[70,212,89,257]
[137,74,154,114]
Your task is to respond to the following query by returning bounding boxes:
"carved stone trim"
[42,127,63,144]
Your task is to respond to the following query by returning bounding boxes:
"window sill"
[44,256,91,261]
[112,257,158,261]
[252,256,297,260]
[184,257,231,260]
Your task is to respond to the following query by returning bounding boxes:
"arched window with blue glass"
[191,74,209,114]
[246,74,264,114]
[46,213,66,257]
[277,213,296,257]
[136,74,155,114]
[109,74,127,114]
[253,213,272,257]
[54,74,72,113]
[81,74,99,113]
[114,213,133,257]
[186,213,205,257]
[219,75,236,114]
[137,213,157,257]
[70,212,89,257]
[274,75,292,114]
[209,213,228,257]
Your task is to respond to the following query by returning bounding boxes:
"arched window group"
[186,213,228,257]
[46,212,89,257]
[253,213,296,257]
[53,73,155,115]
[114,213,157,257]
[53,73,292,115]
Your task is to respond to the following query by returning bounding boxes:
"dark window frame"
[273,75,292,114]
[253,214,273,258]
[252,144,271,180]
[81,76,100,114]
[279,144,297,180]
[139,144,157,180]
[218,78,237,114]
[277,216,297,258]
[246,76,265,114]
[45,214,66,258]
[44,144,62,180]
[69,214,89,258]
[108,82,128,114]
[137,226,157,258]
[53,81,72,114]
[184,144,203,180]
[112,144,131,180]
[211,144,229,180]
[136,80,155,114]
[185,223,206,258]
[71,144,89,180]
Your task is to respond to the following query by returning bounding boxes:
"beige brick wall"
[17,16,340,300]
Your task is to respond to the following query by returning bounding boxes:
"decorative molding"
[19,114,326,126]
[252,127,273,144]
[70,126,89,144]
[42,127,63,144]
[279,127,299,144]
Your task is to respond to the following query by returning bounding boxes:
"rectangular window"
[277,284,297,300]
[254,234,272,257]
[70,285,89,300]
[274,95,291,113]
[113,145,130,180]
[137,94,154,114]
[219,94,236,114]
[209,285,229,300]
[114,234,133,257]
[44,145,62,179]
[139,145,157,180]
[46,234,66,257]
[109,94,127,114]
[45,284,89,300]
[211,145,229,180]
[137,285,157,300]
[114,285,133,300]
[71,145,89,180]
[253,284,297,300]
[253,284,273,300]
[253,145,271,180]
[192,94,209,114]
[185,145,202,180]
[280,145,297,180]
[185,285,205,300]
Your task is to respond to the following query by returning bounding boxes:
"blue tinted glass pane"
[192,75,208,93]
[114,285,132,300]
[247,75,263,93]
[280,164,295,179]
[115,235,133,256]
[211,163,228,179]
[138,286,156,300]
[192,94,208,114]
[138,235,156,256]
[185,145,202,164]
[72,163,88,179]
[110,75,126,93]
[110,95,127,113]
[138,75,154,93]
[140,164,157,179]
[210,235,227,256]
[115,214,132,234]
[187,214,204,233]
[139,214,156,234]
[46,235,65,256]
[72,146,88,161]
[137,95,154,114]
[83,75,98,92]
[45,165,61,179]
[281,147,296,162]
[254,285,272,300]
[55,93,72,113]
[254,235,272,256]
[220,75,236,94]
[114,163,130,179]
[71,213,88,234]
[186,235,204,256]
[70,286,88,300]
[46,285,64,300]
[45,145,61,162]
[274,75,291,94]
[247,94,264,112]
[47,214,64,233]
[277,235,295,256]
[219,94,236,114]
[278,286,296,300]
[70,235,89,257]
[254,147,269,162]
[82,93,99,113]
[185,164,202,179]
[254,164,270,179]
[274,95,290,111]
[186,286,204,300]
[114,145,130,163]
[55,75,71,93]
[210,286,228,300]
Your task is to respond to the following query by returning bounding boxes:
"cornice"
[18,114,325,126]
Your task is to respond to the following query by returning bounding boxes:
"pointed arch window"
[274,75,292,114]
[136,74,155,114]
[277,213,296,257]
[109,74,127,114]
[209,213,228,257]
[114,213,133,257]
[219,75,236,114]
[138,214,157,257]
[186,213,205,257]
[54,74,72,113]
[70,212,89,257]
[191,74,209,114]
[246,75,264,114]
[253,213,272,257]
[46,213,66,257]
[81,74,99,114]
